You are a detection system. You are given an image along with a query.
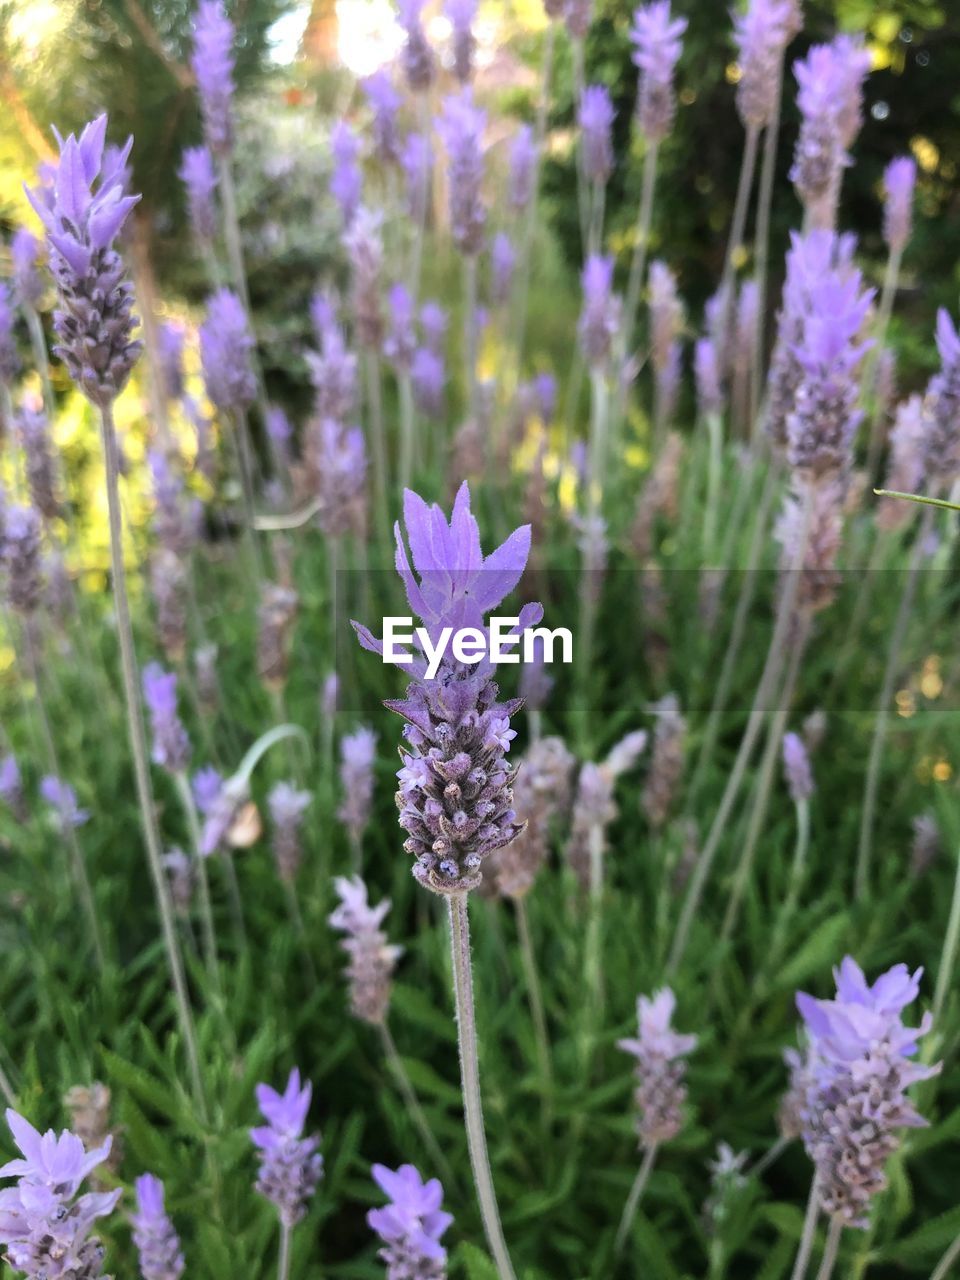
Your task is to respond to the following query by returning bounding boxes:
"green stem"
[514,896,553,1115]
[364,351,390,551]
[751,62,785,434]
[703,411,723,556]
[864,243,904,480]
[815,1217,844,1280]
[769,798,811,966]
[791,1177,821,1280]
[277,1220,292,1280]
[930,1230,960,1280]
[614,1143,659,1256]
[447,894,517,1280]
[24,305,55,419]
[933,838,960,1028]
[718,123,761,348]
[174,770,222,992]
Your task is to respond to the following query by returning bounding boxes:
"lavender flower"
[0,755,26,823]
[509,126,537,213]
[268,782,310,883]
[330,122,363,226]
[877,395,926,531]
[641,693,685,829]
[794,959,939,1227]
[445,0,477,83]
[363,70,402,166]
[17,404,60,522]
[436,90,487,256]
[490,737,574,899]
[618,989,698,1146]
[193,765,223,817]
[630,1,688,141]
[266,405,293,467]
[0,284,19,386]
[26,115,141,406]
[790,38,869,222]
[353,484,543,895]
[411,347,446,418]
[306,320,358,423]
[490,233,515,307]
[733,0,793,130]
[384,283,417,372]
[257,582,299,691]
[921,308,960,491]
[579,84,615,186]
[694,337,723,419]
[782,731,813,803]
[149,449,195,556]
[398,0,435,92]
[419,302,448,355]
[250,1070,323,1229]
[199,287,256,413]
[157,321,186,402]
[565,0,593,40]
[191,0,236,156]
[329,876,402,1025]
[578,255,620,368]
[883,156,917,253]
[566,732,647,891]
[163,847,196,915]
[10,228,43,310]
[368,1163,452,1279]
[774,472,846,615]
[303,417,368,537]
[179,145,219,245]
[337,727,377,847]
[343,207,384,349]
[132,1174,184,1280]
[0,1109,120,1279]
[151,548,188,664]
[2,505,42,614]
[401,133,433,223]
[648,260,683,376]
[143,663,192,774]
[910,814,940,878]
[322,672,339,720]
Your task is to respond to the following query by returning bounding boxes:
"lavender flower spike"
[41,776,90,828]
[2,505,43,614]
[398,0,435,92]
[733,0,793,130]
[445,0,478,83]
[199,287,256,412]
[579,84,616,187]
[142,663,192,775]
[330,121,363,226]
[508,125,537,213]
[411,347,446,419]
[337,727,377,849]
[436,90,487,256]
[268,782,311,883]
[179,145,219,245]
[250,1069,323,1229]
[368,1163,453,1280]
[132,1173,185,1280]
[0,284,19,386]
[353,483,542,895]
[329,875,402,1025]
[781,731,813,803]
[11,227,44,309]
[25,114,142,406]
[618,988,698,1146]
[0,755,26,823]
[578,255,620,368]
[363,70,402,166]
[883,156,917,254]
[630,1,688,141]
[0,1108,120,1279]
[191,0,236,156]
[922,308,960,491]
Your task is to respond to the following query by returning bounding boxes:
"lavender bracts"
[618,989,698,1146]
[352,483,543,896]
[199,288,256,412]
[26,114,142,407]
[0,1108,121,1280]
[328,875,402,1025]
[368,1163,452,1280]
[250,1069,323,1229]
[191,0,236,156]
[142,663,192,774]
[630,1,688,142]
[733,0,793,130]
[131,1174,184,1280]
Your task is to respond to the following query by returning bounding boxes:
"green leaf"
[773,913,850,990]
[457,1241,500,1280]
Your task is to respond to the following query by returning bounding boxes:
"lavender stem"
[703,410,723,556]
[623,141,660,354]
[174,770,223,992]
[930,1230,960,1280]
[0,1063,14,1108]
[932,838,960,1028]
[751,59,785,433]
[815,1217,843,1280]
[791,1176,821,1280]
[464,253,479,427]
[232,405,267,584]
[398,373,415,491]
[447,893,517,1280]
[719,122,761,349]
[277,1220,291,1280]
[768,795,811,968]
[363,351,390,549]
[864,242,904,480]
[514,896,553,1113]
[98,402,205,1112]
[23,305,55,419]
[571,36,590,253]
[379,1020,456,1187]
[217,154,250,310]
[855,509,931,900]
[614,1142,659,1256]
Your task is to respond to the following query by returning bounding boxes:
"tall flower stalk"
[28,114,204,1110]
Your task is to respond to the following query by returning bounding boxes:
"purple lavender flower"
[2,505,42,614]
[877,394,925,530]
[648,259,683,375]
[199,287,256,412]
[368,1163,453,1279]
[310,289,338,342]
[791,38,869,222]
[157,321,186,402]
[142,663,192,775]
[131,1173,184,1280]
[268,782,310,883]
[328,876,402,1025]
[630,1,688,141]
[10,228,44,310]
[41,776,90,827]
[781,731,813,803]
[149,449,195,556]
[565,0,593,40]
[17,403,60,522]
[489,736,574,898]
[363,70,402,166]
[383,283,417,372]
[401,132,433,224]
[250,1069,323,1228]
[398,0,435,92]
[337,727,377,847]
[579,84,615,187]
[833,34,872,150]
[642,693,685,829]
[0,1109,120,1279]
[922,309,960,490]
[163,847,196,915]
[419,302,448,355]
[304,418,368,537]
[535,372,556,422]
[566,731,646,888]
[0,283,19,385]
[25,115,142,407]
[330,122,363,226]
[411,346,446,418]
[733,0,793,130]
[509,125,538,213]
[489,233,516,307]
[352,484,542,895]
[694,337,723,419]
[179,145,219,244]
[306,321,358,423]
[266,405,293,466]
[445,0,477,83]
[192,764,223,817]
[343,207,384,349]
[618,989,698,1146]
[191,0,235,156]
[578,255,620,368]
[436,90,487,256]
[0,755,26,823]
[322,672,339,719]
[883,156,917,254]
[794,959,939,1227]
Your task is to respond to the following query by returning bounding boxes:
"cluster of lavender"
[131,1175,185,1280]
[618,988,698,1147]
[250,1069,323,1230]
[329,875,402,1026]
[368,1163,452,1280]
[792,960,939,1228]
[566,731,647,893]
